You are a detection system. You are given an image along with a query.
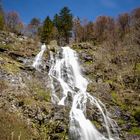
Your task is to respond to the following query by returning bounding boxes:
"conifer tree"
[53,7,73,44]
[59,7,73,44]
[41,16,54,44]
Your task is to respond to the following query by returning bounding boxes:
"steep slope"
[72,42,140,139]
[0,30,140,139]
[0,31,68,140]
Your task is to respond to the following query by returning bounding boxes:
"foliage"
[129,127,140,135]
[53,7,73,45]
[41,16,54,44]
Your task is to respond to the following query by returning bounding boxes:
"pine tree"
[59,7,73,44]
[53,14,60,30]
[53,7,73,44]
[41,16,54,44]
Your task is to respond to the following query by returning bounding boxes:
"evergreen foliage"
[41,16,54,44]
[53,7,73,44]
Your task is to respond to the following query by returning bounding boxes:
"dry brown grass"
[0,110,35,140]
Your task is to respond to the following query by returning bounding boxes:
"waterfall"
[49,46,120,140]
[32,44,46,70]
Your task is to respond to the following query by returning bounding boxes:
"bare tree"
[5,11,23,33]
[27,18,40,37]
[117,13,130,38]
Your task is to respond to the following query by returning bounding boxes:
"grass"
[39,120,68,140]
[36,88,51,102]
[0,44,13,50]
[111,91,128,110]
[0,54,23,74]
[0,44,20,51]
[129,127,140,135]
[0,110,35,140]
[136,63,140,73]
[27,78,51,102]
[0,80,8,92]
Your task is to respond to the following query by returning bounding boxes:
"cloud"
[100,0,118,8]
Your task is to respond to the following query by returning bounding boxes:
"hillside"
[0,30,140,140]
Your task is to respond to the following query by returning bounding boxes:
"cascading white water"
[49,46,120,140]
[32,44,46,70]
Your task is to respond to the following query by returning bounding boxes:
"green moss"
[0,44,12,50]
[0,54,22,74]
[23,97,36,106]
[85,61,93,65]
[129,127,140,135]
[92,120,102,129]
[118,119,126,125]
[0,44,18,51]
[28,80,51,102]
[39,120,68,139]
[35,88,51,102]
[3,62,21,73]
[133,108,140,122]
[111,91,118,102]
[111,91,127,110]
[57,131,69,140]
[105,80,113,84]
[72,44,81,51]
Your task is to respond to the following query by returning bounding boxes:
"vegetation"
[0,2,4,30]
[0,1,140,139]
[40,7,73,45]
[0,110,34,140]
[41,16,54,44]
[27,17,40,37]
[5,11,23,34]
[0,0,139,46]
[54,7,73,44]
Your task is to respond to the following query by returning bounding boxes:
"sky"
[2,0,140,24]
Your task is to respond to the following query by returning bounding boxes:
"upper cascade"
[49,46,120,140]
[32,44,46,71]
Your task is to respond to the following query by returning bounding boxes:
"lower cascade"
[49,46,120,140]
